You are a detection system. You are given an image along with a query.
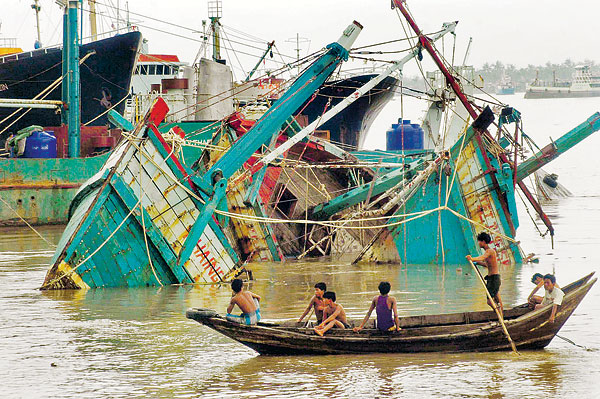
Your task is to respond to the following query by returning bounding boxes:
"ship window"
[164,66,172,75]
[139,65,148,75]
[156,65,164,75]
[135,65,140,74]
[148,64,156,75]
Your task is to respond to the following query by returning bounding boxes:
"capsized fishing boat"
[291,1,600,265]
[41,21,365,289]
[186,272,596,355]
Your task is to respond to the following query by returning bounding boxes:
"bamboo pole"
[468,259,519,354]
[303,308,314,328]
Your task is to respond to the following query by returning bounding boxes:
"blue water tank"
[386,119,424,151]
[24,130,57,158]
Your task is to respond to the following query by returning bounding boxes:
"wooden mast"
[88,0,98,41]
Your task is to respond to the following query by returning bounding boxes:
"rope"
[138,150,164,286]
[83,93,129,126]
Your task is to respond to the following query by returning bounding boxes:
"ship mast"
[208,1,222,62]
[88,0,98,41]
[31,0,42,48]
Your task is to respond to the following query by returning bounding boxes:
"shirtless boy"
[314,291,348,336]
[298,282,327,324]
[466,232,503,315]
[226,278,261,325]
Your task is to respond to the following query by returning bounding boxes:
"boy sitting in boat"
[528,272,560,308]
[534,274,564,323]
[314,291,349,336]
[353,281,401,333]
[298,282,327,324]
[466,232,504,315]
[226,278,261,325]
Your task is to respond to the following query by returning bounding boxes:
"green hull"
[0,155,109,226]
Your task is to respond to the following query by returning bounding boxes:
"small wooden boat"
[186,273,596,355]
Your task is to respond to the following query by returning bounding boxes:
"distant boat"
[525,65,600,99]
[496,75,515,95]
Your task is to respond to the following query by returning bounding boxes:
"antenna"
[286,33,310,74]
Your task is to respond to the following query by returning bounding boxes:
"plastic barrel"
[23,130,57,158]
[386,119,424,151]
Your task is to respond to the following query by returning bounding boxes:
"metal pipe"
[0,99,62,106]
[0,103,59,109]
[67,0,80,158]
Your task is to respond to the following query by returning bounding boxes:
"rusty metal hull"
[0,155,110,226]
[187,273,595,355]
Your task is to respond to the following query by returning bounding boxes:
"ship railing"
[0,38,18,48]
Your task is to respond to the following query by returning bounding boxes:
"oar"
[468,259,519,354]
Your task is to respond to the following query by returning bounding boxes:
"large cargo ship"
[524,65,600,99]
[0,31,142,139]
[300,73,398,150]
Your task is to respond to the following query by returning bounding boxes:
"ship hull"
[0,32,141,138]
[300,74,398,150]
[525,88,600,99]
[497,87,515,95]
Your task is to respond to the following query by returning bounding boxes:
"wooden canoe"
[186,272,596,355]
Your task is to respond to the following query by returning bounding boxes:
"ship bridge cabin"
[131,54,188,94]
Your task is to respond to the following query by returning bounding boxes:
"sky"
[4,0,600,79]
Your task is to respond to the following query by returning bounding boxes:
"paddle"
[468,259,519,354]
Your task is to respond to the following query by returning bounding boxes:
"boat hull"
[42,102,243,289]
[300,74,398,150]
[187,273,596,355]
[0,154,109,226]
[524,89,600,99]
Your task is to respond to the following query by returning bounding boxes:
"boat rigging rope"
[555,334,595,351]
[83,93,129,126]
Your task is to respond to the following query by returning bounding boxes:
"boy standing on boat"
[353,281,401,332]
[226,278,261,325]
[535,274,564,323]
[314,292,349,336]
[466,232,504,315]
[298,282,327,324]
